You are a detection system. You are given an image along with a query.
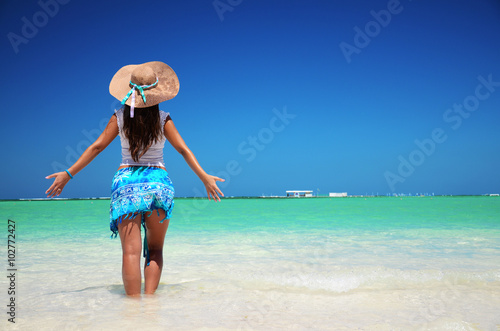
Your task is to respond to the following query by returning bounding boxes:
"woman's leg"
[144,209,170,294]
[118,214,143,296]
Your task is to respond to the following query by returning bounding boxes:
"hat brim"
[109,61,180,107]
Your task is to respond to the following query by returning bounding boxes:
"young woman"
[45,61,224,296]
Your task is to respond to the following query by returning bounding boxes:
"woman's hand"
[45,172,72,198]
[202,175,225,202]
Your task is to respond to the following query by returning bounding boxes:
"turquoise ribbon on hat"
[121,77,159,118]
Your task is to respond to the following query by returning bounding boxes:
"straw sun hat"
[109,61,180,117]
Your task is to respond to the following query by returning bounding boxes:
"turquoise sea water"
[1,196,500,330]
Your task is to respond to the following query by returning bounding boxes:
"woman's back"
[115,107,170,168]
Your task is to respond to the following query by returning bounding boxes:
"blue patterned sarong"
[109,166,174,238]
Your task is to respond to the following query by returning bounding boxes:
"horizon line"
[1,193,499,202]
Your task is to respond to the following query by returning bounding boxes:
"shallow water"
[1,197,500,330]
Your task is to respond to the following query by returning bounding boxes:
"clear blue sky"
[1,0,499,199]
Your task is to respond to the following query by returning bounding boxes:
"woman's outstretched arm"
[164,118,224,201]
[45,115,119,198]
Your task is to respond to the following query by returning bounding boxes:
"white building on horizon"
[329,192,348,197]
[286,190,313,198]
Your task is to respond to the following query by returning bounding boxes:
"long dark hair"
[122,104,164,162]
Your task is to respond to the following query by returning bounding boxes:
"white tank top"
[115,107,170,167]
